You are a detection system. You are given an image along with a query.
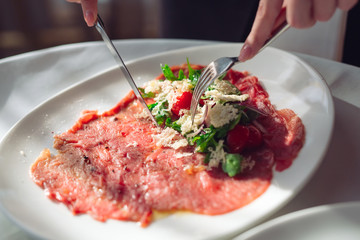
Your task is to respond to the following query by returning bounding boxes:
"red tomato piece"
[171,91,193,116]
[226,125,249,153]
[245,125,263,149]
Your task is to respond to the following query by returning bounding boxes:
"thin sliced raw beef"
[31,65,305,226]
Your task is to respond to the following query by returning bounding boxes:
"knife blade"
[95,15,159,127]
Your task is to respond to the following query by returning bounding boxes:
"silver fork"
[190,21,290,124]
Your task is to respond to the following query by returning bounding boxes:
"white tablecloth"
[1,39,360,239]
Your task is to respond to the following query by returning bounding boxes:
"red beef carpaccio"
[30,64,305,227]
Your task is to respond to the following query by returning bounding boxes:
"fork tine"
[190,69,217,123]
[189,19,290,124]
[191,71,212,107]
[193,68,214,98]
[193,66,212,93]
[195,70,216,97]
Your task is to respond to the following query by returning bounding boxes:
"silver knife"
[95,15,159,127]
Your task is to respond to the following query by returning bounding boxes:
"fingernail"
[85,10,95,27]
[238,43,253,62]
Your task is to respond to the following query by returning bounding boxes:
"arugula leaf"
[165,118,182,132]
[149,101,170,126]
[148,102,158,111]
[178,69,185,80]
[155,114,167,126]
[161,64,178,80]
[222,154,243,177]
[138,87,155,98]
[187,58,202,86]
[161,64,185,81]
[192,127,217,152]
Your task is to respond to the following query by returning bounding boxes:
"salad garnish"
[139,59,263,177]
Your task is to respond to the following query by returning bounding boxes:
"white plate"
[0,43,334,240]
[235,201,360,240]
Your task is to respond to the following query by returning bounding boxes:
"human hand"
[67,0,98,27]
[238,0,358,62]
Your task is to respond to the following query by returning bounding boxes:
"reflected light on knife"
[95,14,159,127]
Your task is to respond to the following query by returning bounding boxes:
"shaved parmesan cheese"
[144,79,193,110]
[153,127,188,149]
[205,90,249,102]
[207,140,226,169]
[212,79,239,95]
[206,103,239,128]
[176,106,207,135]
[204,78,248,103]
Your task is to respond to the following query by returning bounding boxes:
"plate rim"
[235,201,360,240]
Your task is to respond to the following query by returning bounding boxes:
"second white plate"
[235,202,360,240]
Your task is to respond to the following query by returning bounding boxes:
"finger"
[80,0,98,27]
[239,0,284,61]
[338,0,358,11]
[67,0,81,3]
[286,0,316,28]
[313,0,336,21]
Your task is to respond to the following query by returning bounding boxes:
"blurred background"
[0,0,359,67]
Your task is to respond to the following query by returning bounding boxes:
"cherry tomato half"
[226,124,263,153]
[226,125,249,153]
[171,91,193,116]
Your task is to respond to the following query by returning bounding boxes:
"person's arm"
[67,0,98,27]
[239,0,358,62]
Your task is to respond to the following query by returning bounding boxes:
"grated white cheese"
[212,79,239,94]
[144,79,193,111]
[153,127,188,149]
[176,105,206,135]
[205,79,249,102]
[207,140,226,169]
[171,79,193,92]
[206,103,239,128]
[205,90,249,102]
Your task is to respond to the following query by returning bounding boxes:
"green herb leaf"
[222,153,243,177]
[155,114,167,126]
[139,87,155,98]
[192,127,217,152]
[161,64,179,81]
[178,69,185,80]
[161,64,185,81]
[148,102,158,111]
[187,58,202,86]
[149,101,170,126]
[165,118,182,132]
